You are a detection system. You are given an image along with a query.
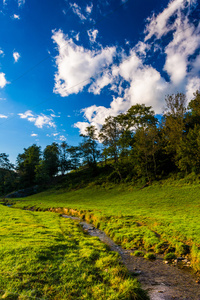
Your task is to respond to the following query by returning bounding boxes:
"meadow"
[0,204,146,300]
[10,181,200,273]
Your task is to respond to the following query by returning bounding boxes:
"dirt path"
[63,215,200,300]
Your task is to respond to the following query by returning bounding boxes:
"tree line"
[1,91,200,195]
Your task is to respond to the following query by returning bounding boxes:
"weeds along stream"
[62,214,200,300]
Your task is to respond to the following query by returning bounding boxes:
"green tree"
[99,116,120,163]
[161,93,186,166]
[177,125,200,174]
[43,143,60,177]
[67,146,81,170]
[80,125,100,168]
[59,142,71,175]
[16,144,41,187]
[0,153,16,195]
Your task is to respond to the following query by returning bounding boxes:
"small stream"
[62,214,200,300]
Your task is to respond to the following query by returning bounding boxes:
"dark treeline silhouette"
[1,91,200,195]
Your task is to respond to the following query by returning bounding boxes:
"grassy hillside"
[9,180,200,274]
[0,204,146,300]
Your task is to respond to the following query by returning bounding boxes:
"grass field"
[10,182,200,273]
[0,204,146,300]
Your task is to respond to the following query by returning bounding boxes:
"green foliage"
[144,253,156,260]
[43,142,60,177]
[164,253,177,261]
[16,144,41,188]
[132,250,144,257]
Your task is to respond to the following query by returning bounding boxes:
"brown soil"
[63,215,200,300]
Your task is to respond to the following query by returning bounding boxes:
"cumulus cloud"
[0,73,8,88]
[18,110,56,129]
[0,49,4,56]
[13,52,20,63]
[31,133,38,137]
[51,0,200,134]
[52,30,116,97]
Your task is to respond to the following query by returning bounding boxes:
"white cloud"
[86,3,93,14]
[59,135,67,141]
[13,14,20,19]
[145,0,195,41]
[186,77,200,100]
[52,30,116,97]
[0,49,4,56]
[0,114,8,119]
[57,0,200,134]
[70,3,86,21]
[74,121,90,135]
[18,110,33,119]
[87,29,98,43]
[31,133,38,137]
[18,0,25,7]
[18,110,56,129]
[0,73,8,88]
[13,52,20,63]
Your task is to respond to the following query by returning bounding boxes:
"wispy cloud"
[18,0,25,7]
[18,110,56,129]
[85,3,93,14]
[0,114,8,119]
[31,133,38,137]
[0,73,8,88]
[13,52,20,63]
[87,29,98,43]
[59,135,67,141]
[13,14,20,19]
[70,3,87,21]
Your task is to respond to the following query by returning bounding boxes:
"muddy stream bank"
[62,214,200,300]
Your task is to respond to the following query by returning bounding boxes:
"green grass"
[0,205,146,300]
[9,182,200,273]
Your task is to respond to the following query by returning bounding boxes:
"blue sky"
[0,0,200,164]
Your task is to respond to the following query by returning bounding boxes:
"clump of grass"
[164,252,177,261]
[155,242,168,254]
[144,253,156,260]
[132,250,144,257]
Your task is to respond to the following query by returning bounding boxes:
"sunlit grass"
[0,205,146,299]
[11,182,200,272]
